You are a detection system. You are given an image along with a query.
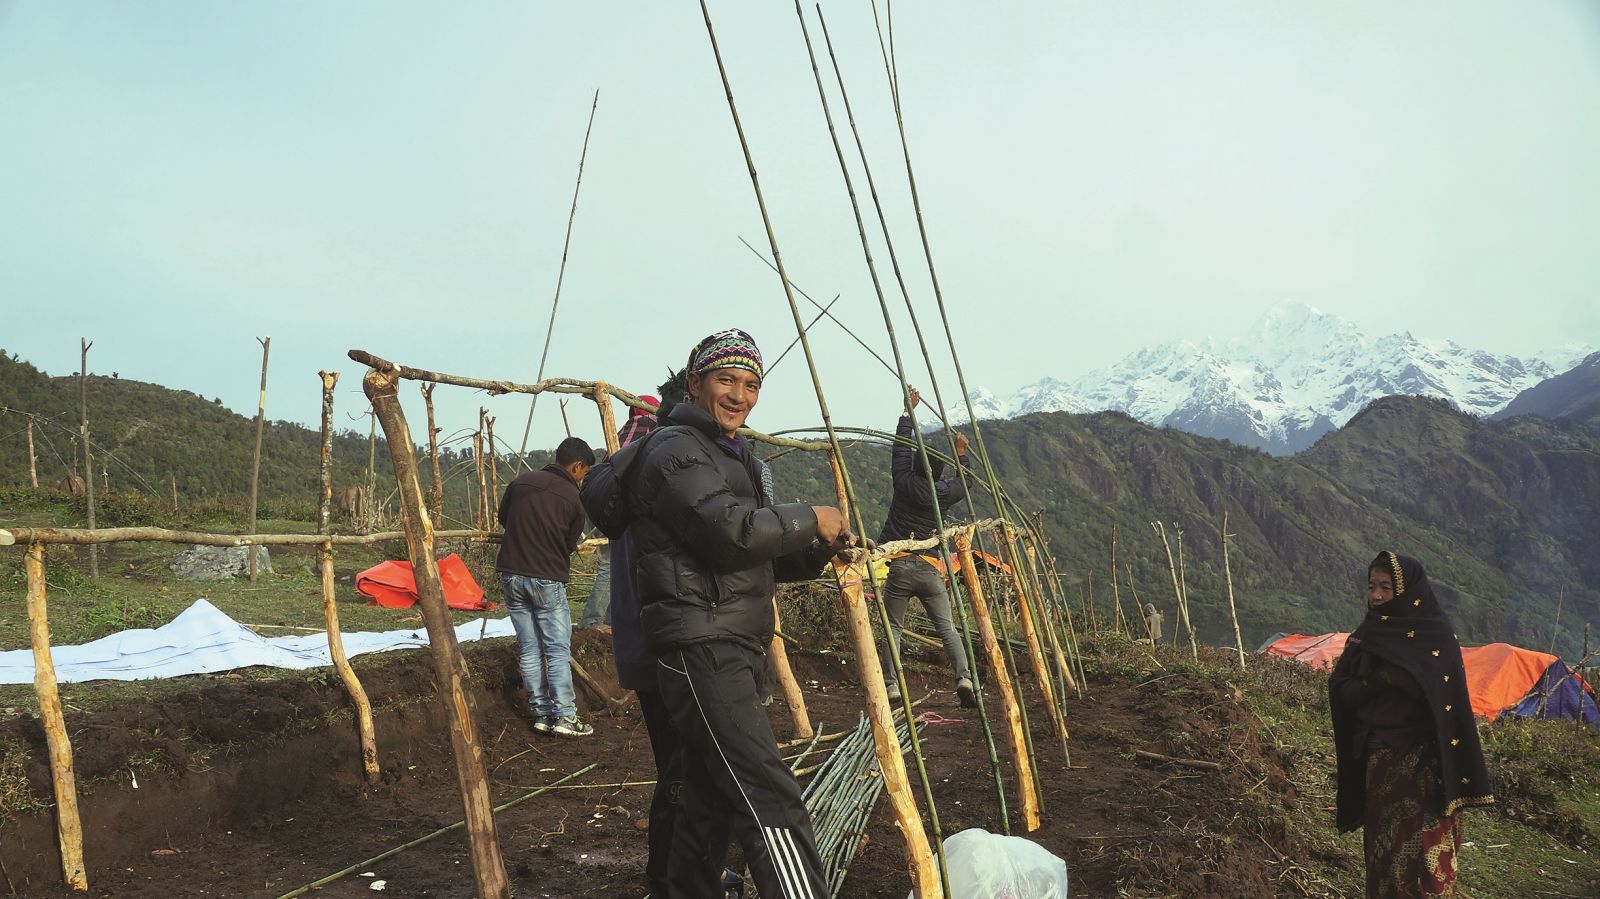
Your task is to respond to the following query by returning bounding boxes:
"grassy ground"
[0,492,604,711]
[1111,638,1600,898]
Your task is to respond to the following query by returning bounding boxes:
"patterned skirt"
[1363,743,1462,898]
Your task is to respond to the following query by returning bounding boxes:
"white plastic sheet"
[0,598,515,684]
[912,827,1069,899]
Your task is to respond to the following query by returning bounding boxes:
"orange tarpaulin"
[1460,643,1562,721]
[1261,632,1349,670]
[1261,633,1591,721]
[355,553,493,611]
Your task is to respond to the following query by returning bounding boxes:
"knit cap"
[686,329,764,379]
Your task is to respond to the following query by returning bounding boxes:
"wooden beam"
[767,598,813,740]
[363,366,509,899]
[955,529,1040,831]
[319,371,380,785]
[26,543,87,890]
[832,560,938,897]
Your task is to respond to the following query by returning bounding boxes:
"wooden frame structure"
[1,349,1077,897]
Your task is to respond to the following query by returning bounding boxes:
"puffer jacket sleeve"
[652,437,820,573]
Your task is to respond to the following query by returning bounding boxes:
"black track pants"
[657,642,825,899]
[638,689,682,898]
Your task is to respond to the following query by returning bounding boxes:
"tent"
[1258,633,1598,726]
[1258,632,1348,670]
[355,553,493,611]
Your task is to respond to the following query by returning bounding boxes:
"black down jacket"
[877,414,969,544]
[630,403,832,653]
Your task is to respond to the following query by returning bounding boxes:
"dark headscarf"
[1329,551,1494,831]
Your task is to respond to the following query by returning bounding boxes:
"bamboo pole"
[1023,537,1076,695]
[1221,509,1245,671]
[983,555,1044,813]
[807,1,1009,841]
[1046,552,1090,693]
[955,530,1039,831]
[1003,530,1064,745]
[1153,522,1197,658]
[1175,527,1196,654]
[700,1,945,892]
[170,472,179,513]
[1110,524,1126,635]
[319,372,380,784]
[248,336,271,582]
[422,384,443,523]
[1085,568,1097,634]
[78,339,97,578]
[519,89,600,459]
[361,364,509,899]
[25,543,87,890]
[473,414,488,532]
[832,559,938,897]
[27,415,38,488]
[769,599,814,740]
[1127,563,1153,641]
[485,416,500,530]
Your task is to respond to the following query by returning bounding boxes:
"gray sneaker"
[884,682,902,703]
[532,716,554,734]
[956,677,978,708]
[550,715,594,738]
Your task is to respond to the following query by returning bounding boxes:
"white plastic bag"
[910,827,1069,899]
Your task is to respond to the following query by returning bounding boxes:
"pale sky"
[3,1,1597,453]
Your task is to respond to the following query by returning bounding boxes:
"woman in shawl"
[1330,551,1494,898]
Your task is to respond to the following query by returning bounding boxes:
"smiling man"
[627,329,847,899]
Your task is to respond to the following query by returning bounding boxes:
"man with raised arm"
[877,387,977,708]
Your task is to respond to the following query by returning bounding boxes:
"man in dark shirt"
[877,387,976,707]
[497,436,595,737]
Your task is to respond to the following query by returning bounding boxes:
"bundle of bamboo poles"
[803,712,918,896]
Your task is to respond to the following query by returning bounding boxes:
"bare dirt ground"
[1,625,1333,899]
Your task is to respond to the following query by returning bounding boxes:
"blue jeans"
[501,574,576,719]
[578,544,612,629]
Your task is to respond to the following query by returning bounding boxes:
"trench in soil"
[1,628,1313,898]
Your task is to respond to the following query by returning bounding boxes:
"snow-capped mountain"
[945,303,1593,454]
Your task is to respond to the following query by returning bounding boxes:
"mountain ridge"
[948,303,1593,454]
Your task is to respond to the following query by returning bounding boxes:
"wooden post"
[1221,509,1245,671]
[248,337,271,582]
[768,599,813,739]
[422,384,444,524]
[1003,530,1065,743]
[319,372,380,784]
[485,416,500,530]
[362,365,510,899]
[557,398,573,438]
[25,543,88,890]
[955,529,1040,831]
[170,473,179,513]
[78,339,98,578]
[592,382,621,455]
[27,415,38,488]
[827,448,851,524]
[832,560,938,897]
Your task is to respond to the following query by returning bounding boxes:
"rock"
[169,545,272,580]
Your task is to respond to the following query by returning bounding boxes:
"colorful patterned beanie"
[686,329,764,379]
